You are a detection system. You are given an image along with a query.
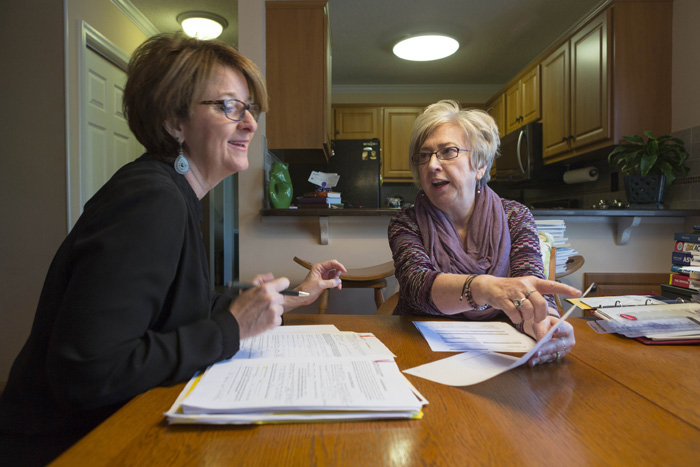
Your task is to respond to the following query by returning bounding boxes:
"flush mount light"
[177,11,228,40]
[393,35,459,61]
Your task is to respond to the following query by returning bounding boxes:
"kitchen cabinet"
[332,105,422,182]
[504,66,540,135]
[381,107,422,182]
[486,93,505,138]
[333,107,382,140]
[542,11,609,162]
[540,1,672,164]
[266,1,331,160]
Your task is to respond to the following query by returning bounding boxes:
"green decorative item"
[268,162,293,209]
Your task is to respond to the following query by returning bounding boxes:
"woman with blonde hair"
[389,100,579,366]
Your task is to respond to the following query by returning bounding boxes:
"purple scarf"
[415,185,511,278]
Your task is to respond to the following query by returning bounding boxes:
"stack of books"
[669,231,700,291]
[535,219,578,275]
[295,191,343,209]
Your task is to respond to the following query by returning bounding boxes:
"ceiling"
[130,0,604,89]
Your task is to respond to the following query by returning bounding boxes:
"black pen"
[226,281,309,297]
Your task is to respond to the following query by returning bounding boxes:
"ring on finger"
[512,298,524,310]
[524,289,537,298]
[555,351,562,361]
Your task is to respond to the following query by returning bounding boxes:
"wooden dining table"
[52,315,699,466]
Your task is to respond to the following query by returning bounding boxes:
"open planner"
[572,295,700,344]
[165,325,427,424]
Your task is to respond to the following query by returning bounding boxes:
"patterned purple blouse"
[388,198,555,318]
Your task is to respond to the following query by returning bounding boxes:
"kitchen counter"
[260,208,700,245]
[261,208,699,217]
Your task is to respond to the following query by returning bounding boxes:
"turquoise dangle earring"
[174,139,190,175]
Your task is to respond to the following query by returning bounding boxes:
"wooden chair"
[375,292,399,315]
[293,257,395,314]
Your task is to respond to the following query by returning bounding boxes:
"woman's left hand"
[285,259,347,309]
[523,314,576,367]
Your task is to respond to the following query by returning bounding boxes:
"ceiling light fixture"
[393,35,459,61]
[177,11,228,40]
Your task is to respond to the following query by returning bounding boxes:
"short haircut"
[408,100,500,188]
[123,33,268,161]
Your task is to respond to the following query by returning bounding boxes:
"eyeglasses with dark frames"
[411,146,470,165]
[199,99,261,122]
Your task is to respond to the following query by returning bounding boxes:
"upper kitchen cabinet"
[332,105,421,182]
[542,10,609,162]
[266,1,331,161]
[382,107,422,182]
[541,1,672,164]
[333,107,382,140]
[486,93,505,138]
[504,66,541,135]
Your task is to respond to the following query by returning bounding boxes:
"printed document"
[403,285,593,386]
[413,321,535,352]
[165,326,427,424]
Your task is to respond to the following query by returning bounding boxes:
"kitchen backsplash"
[490,125,700,210]
[665,125,700,210]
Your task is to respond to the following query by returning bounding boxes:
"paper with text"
[413,321,535,352]
[403,285,592,387]
[235,331,395,360]
[181,359,421,414]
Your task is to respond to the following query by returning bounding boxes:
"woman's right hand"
[472,275,581,324]
[228,277,290,339]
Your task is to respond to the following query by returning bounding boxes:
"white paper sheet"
[181,359,421,414]
[235,331,395,360]
[403,285,592,387]
[271,325,339,333]
[413,321,535,352]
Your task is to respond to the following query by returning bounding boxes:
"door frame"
[67,21,131,228]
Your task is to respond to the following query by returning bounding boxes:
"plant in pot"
[608,130,690,205]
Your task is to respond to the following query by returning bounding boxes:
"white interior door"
[81,46,143,207]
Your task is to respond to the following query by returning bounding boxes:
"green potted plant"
[608,130,690,205]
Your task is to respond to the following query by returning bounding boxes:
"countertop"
[261,208,700,217]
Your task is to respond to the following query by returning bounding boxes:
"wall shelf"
[260,208,700,245]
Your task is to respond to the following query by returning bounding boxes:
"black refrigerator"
[328,138,381,208]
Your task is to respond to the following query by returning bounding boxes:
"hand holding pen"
[227,281,309,297]
[226,276,290,340]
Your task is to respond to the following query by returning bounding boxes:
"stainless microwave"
[492,122,561,184]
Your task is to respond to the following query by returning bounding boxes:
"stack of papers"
[535,219,578,274]
[165,326,427,424]
[575,295,700,343]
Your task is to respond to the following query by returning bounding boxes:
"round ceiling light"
[177,12,228,40]
[393,35,459,61]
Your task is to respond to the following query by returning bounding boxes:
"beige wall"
[672,0,700,132]
[0,0,146,381]
[0,0,66,383]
